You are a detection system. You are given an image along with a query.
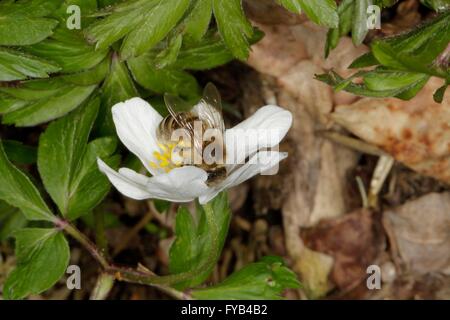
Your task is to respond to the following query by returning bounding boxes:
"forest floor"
[1,0,449,300]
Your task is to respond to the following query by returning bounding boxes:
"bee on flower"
[97,83,293,204]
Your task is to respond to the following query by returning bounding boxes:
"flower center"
[149,142,184,173]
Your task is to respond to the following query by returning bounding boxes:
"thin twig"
[62,221,110,270]
[61,221,191,299]
[107,265,191,300]
[368,155,395,208]
[318,130,387,156]
[109,202,222,287]
[112,203,156,257]
[59,201,224,299]
[355,176,369,209]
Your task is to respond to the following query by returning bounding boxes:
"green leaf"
[38,97,117,219]
[1,0,63,16]
[0,141,55,222]
[0,48,60,81]
[352,0,372,46]
[3,228,70,300]
[371,11,450,76]
[420,0,450,11]
[184,0,213,42]
[0,0,62,46]
[212,0,254,60]
[85,0,158,51]
[37,97,98,217]
[128,53,200,99]
[373,0,399,7]
[174,30,263,71]
[98,53,138,135]
[0,200,27,241]
[101,54,138,106]
[174,33,233,70]
[0,78,66,100]
[27,28,109,73]
[64,138,119,220]
[363,69,429,91]
[191,256,300,300]
[3,140,37,165]
[120,0,191,59]
[168,193,231,290]
[322,11,450,102]
[289,0,339,28]
[325,0,354,57]
[3,18,57,46]
[277,0,302,13]
[394,74,430,100]
[0,93,28,114]
[349,52,379,68]
[278,0,340,28]
[2,83,96,127]
[153,199,170,213]
[317,70,430,100]
[154,34,183,69]
[60,57,110,86]
[98,0,120,8]
[434,81,448,103]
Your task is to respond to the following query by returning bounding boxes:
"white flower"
[97,97,292,204]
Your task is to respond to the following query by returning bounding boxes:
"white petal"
[97,158,153,200]
[199,151,288,204]
[225,105,292,170]
[143,166,210,202]
[112,97,163,175]
[98,159,209,202]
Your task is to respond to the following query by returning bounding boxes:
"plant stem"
[90,273,115,300]
[112,202,221,286]
[62,221,110,270]
[107,265,191,300]
[60,201,221,298]
[62,222,189,298]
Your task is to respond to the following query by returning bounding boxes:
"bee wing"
[164,93,202,161]
[164,93,196,142]
[203,82,221,109]
[192,83,225,133]
[163,94,191,128]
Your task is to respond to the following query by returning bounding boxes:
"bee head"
[206,166,227,187]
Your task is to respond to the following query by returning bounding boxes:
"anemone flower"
[97,96,292,204]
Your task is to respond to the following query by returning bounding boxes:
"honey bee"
[157,83,227,186]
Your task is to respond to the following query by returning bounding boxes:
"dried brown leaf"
[383,192,450,274]
[303,209,385,290]
[333,78,450,184]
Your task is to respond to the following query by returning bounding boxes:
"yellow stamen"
[157,143,169,153]
[159,159,169,167]
[150,142,184,173]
